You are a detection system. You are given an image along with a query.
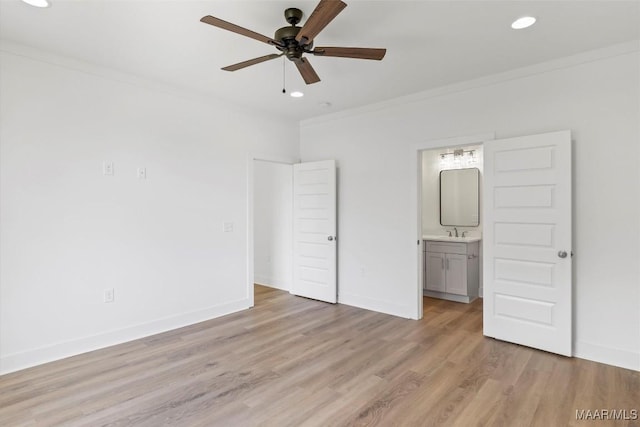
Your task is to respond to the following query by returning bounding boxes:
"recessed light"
[290,91,304,98]
[511,16,536,30]
[21,0,50,7]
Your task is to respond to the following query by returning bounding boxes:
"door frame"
[247,153,299,307]
[412,132,494,319]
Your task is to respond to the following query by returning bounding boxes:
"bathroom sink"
[422,234,482,243]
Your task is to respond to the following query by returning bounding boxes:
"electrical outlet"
[137,167,146,179]
[223,222,234,232]
[104,288,114,303]
[103,161,114,176]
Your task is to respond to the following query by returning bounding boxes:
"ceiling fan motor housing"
[274,25,301,43]
[275,9,312,62]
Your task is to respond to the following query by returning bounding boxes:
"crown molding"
[0,39,286,122]
[301,40,640,128]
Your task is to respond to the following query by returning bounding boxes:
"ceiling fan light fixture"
[511,16,536,30]
[290,91,304,98]
[20,0,50,7]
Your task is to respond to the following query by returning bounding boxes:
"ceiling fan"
[200,0,386,85]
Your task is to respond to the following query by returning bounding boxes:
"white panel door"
[292,160,337,303]
[483,130,572,356]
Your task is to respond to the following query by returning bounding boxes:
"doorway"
[248,157,338,306]
[253,159,294,297]
[415,131,574,357]
[414,133,493,319]
[248,156,296,307]
[419,143,484,309]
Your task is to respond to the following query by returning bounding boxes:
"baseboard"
[254,275,290,291]
[0,298,251,375]
[574,341,640,372]
[423,290,477,304]
[338,292,415,319]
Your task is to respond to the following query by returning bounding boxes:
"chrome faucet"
[446,228,459,237]
[446,228,469,238]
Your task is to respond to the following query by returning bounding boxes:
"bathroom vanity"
[423,235,480,303]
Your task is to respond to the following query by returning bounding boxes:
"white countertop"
[422,234,482,243]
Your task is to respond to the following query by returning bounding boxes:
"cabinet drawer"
[425,241,467,255]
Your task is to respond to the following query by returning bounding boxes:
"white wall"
[0,45,299,374]
[254,161,293,290]
[301,44,640,371]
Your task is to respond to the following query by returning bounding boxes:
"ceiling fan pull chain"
[282,56,286,94]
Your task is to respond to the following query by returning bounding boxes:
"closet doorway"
[248,157,338,306]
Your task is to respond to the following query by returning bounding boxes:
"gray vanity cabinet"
[423,240,480,303]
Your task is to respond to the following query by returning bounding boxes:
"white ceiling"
[1,0,639,120]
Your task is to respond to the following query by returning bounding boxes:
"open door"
[483,131,572,356]
[291,160,337,303]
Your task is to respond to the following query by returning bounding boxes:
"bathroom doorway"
[415,130,573,357]
[420,144,484,307]
[414,133,493,319]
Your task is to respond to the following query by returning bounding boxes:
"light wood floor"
[1,285,638,426]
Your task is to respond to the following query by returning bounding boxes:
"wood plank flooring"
[1,285,638,426]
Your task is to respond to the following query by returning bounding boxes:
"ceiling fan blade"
[295,58,321,84]
[201,15,280,46]
[312,47,386,60]
[295,0,347,44]
[222,54,283,72]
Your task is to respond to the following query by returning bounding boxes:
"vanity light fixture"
[21,0,50,7]
[439,149,477,169]
[511,16,536,30]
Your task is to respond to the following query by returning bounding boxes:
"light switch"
[223,222,234,232]
[103,161,114,176]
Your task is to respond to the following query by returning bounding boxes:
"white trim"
[339,292,415,320]
[301,41,640,128]
[416,151,424,320]
[0,298,250,375]
[423,290,476,304]
[254,277,291,292]
[0,40,285,122]
[412,133,495,320]
[413,133,495,152]
[246,154,298,307]
[574,341,640,372]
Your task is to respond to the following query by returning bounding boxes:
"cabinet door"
[445,253,467,295]
[425,252,445,292]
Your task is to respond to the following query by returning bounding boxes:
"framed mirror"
[440,168,480,226]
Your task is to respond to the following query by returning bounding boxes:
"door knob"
[558,250,568,258]
[328,236,334,241]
